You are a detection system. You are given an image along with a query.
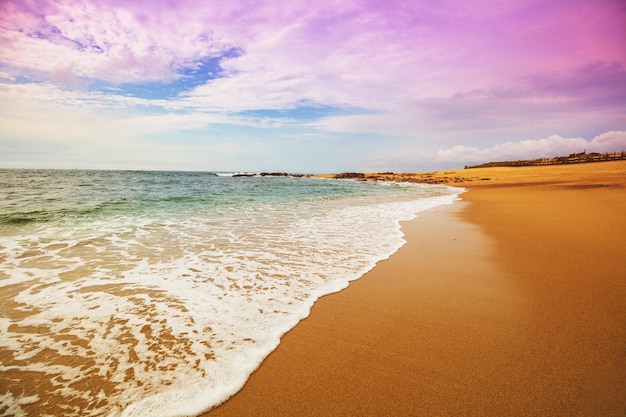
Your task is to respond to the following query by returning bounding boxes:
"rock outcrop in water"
[333,172,366,179]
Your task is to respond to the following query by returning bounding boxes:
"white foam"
[0,183,463,416]
[214,172,258,177]
[0,392,38,417]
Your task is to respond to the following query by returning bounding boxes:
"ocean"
[0,169,462,417]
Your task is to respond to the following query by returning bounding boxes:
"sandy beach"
[204,161,626,416]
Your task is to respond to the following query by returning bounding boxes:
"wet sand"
[204,161,626,416]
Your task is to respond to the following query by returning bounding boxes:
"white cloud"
[0,72,16,81]
[434,131,626,164]
[0,0,235,85]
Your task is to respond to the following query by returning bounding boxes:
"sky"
[1,0,625,172]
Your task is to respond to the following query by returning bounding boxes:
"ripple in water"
[0,170,462,416]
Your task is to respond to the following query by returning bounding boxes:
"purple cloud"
[1,0,236,85]
[0,0,625,171]
[521,62,626,108]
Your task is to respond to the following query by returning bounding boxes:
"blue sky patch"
[112,48,241,100]
[238,105,372,121]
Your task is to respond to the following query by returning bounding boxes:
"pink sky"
[1,0,625,171]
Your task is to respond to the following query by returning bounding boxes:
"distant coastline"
[464,150,626,169]
[314,151,626,185]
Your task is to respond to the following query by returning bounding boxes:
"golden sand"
[205,161,626,416]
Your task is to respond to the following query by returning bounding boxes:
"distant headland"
[464,150,626,169]
[318,151,626,186]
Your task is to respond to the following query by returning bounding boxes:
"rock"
[260,172,290,177]
[334,172,365,179]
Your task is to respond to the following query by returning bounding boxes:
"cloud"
[3,0,624,113]
[308,60,626,142]
[521,62,626,108]
[1,0,625,172]
[0,0,235,85]
[434,131,626,164]
[0,72,16,81]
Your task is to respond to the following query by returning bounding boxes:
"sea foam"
[0,171,462,416]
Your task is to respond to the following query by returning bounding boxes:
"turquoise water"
[1,170,369,227]
[0,169,462,416]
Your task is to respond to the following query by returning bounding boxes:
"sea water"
[0,169,462,416]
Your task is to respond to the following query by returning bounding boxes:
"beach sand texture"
[205,161,626,416]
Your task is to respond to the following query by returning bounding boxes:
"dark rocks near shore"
[232,172,307,178]
[259,172,290,177]
[333,172,366,179]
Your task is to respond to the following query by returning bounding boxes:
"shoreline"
[204,161,626,416]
